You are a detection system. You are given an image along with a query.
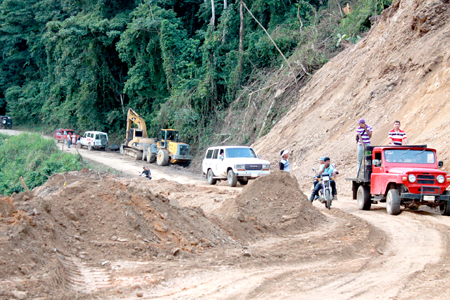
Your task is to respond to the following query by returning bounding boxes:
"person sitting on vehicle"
[389,120,408,146]
[309,157,337,202]
[279,150,290,173]
[311,157,326,200]
[141,167,152,179]
[219,149,225,160]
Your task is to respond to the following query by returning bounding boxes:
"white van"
[202,146,270,187]
[79,131,108,151]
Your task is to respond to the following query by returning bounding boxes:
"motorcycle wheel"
[324,189,332,209]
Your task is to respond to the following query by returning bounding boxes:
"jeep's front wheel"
[227,169,237,187]
[357,185,371,210]
[386,189,401,215]
[440,191,450,216]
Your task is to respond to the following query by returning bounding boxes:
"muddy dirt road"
[2,129,450,299]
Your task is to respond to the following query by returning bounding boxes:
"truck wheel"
[227,169,237,187]
[157,150,169,166]
[357,185,371,210]
[386,189,401,215]
[238,179,248,186]
[440,191,450,216]
[207,169,217,185]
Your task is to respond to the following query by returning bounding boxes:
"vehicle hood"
[225,157,270,165]
[386,167,447,175]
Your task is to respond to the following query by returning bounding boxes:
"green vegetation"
[0,0,392,151]
[0,133,83,195]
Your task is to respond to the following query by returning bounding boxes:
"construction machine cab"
[160,129,178,148]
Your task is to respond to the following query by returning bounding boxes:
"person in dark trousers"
[309,157,337,202]
[279,150,290,173]
[141,167,152,179]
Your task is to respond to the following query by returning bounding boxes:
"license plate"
[423,195,435,201]
[322,176,329,181]
[251,173,258,177]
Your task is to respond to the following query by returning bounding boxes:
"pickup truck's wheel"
[440,191,450,216]
[386,189,401,215]
[238,178,248,186]
[88,143,93,151]
[207,169,217,185]
[157,150,169,166]
[357,185,371,210]
[227,169,237,187]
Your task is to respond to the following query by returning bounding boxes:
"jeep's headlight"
[235,165,245,170]
[262,164,270,170]
[408,174,416,183]
[437,175,445,183]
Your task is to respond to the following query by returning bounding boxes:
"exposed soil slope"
[252,0,450,193]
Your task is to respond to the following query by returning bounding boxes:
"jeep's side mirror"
[373,159,381,167]
[438,161,444,168]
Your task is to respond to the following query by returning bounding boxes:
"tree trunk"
[224,0,227,10]
[211,0,215,27]
[238,0,244,76]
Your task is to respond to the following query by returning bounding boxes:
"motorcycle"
[312,164,338,209]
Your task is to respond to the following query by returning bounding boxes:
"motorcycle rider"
[309,157,337,202]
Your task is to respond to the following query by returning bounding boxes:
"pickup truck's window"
[206,150,213,159]
[212,149,219,159]
[226,148,257,158]
[384,149,435,164]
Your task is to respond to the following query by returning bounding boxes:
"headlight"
[408,174,416,183]
[235,165,245,170]
[262,164,270,170]
[437,175,445,183]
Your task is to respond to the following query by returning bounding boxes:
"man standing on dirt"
[67,134,72,148]
[388,120,408,145]
[356,119,372,177]
[279,150,290,173]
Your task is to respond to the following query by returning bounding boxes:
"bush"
[0,133,83,195]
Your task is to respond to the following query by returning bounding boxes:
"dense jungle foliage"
[0,133,83,195]
[0,0,392,149]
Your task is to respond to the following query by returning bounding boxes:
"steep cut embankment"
[253,0,450,192]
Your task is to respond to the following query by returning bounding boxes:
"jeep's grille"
[245,164,262,171]
[417,174,435,184]
[421,187,439,194]
[179,145,189,156]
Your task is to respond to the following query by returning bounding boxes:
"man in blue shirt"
[309,157,337,202]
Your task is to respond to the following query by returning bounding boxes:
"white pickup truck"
[202,146,270,187]
[79,131,108,151]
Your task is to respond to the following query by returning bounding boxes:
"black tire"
[440,191,450,216]
[88,143,93,151]
[207,169,217,185]
[238,179,249,186]
[227,169,237,187]
[157,149,169,166]
[386,189,401,215]
[324,189,332,209]
[357,185,371,210]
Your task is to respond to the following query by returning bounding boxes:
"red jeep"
[348,145,450,215]
[53,129,80,143]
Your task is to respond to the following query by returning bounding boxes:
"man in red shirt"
[388,121,408,145]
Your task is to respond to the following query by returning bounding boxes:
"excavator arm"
[126,108,148,139]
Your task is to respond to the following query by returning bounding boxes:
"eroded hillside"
[252,0,450,192]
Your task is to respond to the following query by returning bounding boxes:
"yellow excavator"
[120,108,157,162]
[156,129,192,166]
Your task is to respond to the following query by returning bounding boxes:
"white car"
[202,146,270,187]
[79,131,108,151]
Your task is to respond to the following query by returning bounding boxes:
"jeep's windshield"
[384,149,435,164]
[225,148,257,158]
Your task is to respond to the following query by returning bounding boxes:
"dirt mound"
[215,172,325,241]
[0,171,236,298]
[252,0,450,194]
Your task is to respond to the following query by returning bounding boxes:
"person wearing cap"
[356,119,372,177]
[279,150,290,173]
[309,157,337,202]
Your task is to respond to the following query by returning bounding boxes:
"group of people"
[66,133,80,149]
[278,119,409,203]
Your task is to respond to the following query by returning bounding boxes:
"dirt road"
[2,129,450,299]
